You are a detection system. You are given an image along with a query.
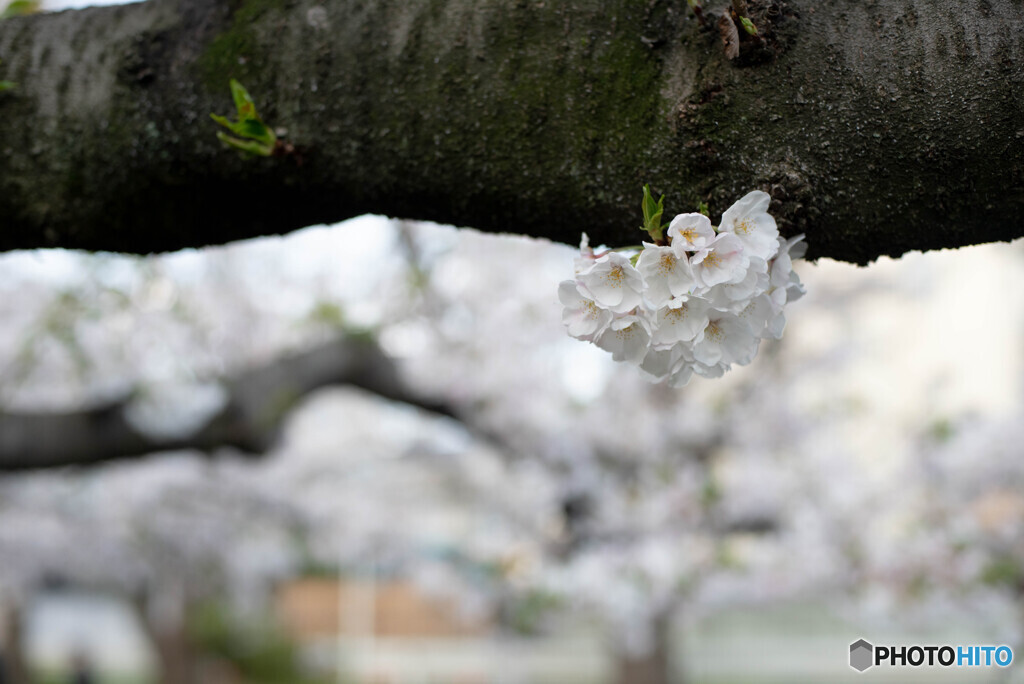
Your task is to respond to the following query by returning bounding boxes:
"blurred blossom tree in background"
[1,214,1023,683]
[857,411,1024,656]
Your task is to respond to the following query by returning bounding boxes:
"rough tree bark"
[0,0,1021,263]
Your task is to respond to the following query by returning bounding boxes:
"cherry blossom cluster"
[560,190,806,386]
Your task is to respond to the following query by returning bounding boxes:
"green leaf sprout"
[1,0,40,19]
[210,79,277,157]
[640,184,666,243]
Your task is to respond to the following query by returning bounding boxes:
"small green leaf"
[209,113,234,130]
[641,184,655,223]
[237,118,275,146]
[697,201,710,216]
[1,0,40,19]
[216,132,274,157]
[211,79,277,155]
[229,79,256,117]
[739,16,758,35]
[640,184,666,241]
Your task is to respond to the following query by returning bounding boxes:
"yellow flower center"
[659,253,676,275]
[734,218,754,235]
[705,321,723,342]
[616,324,637,340]
[665,304,689,321]
[606,265,625,286]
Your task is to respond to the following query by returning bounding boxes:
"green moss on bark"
[2,0,1024,261]
[198,0,289,92]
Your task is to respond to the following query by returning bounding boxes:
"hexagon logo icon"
[850,639,874,672]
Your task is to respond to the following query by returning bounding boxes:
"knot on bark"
[713,0,800,66]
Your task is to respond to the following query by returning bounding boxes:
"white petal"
[595,316,651,364]
[667,362,694,387]
[721,190,771,227]
[652,299,709,346]
[667,213,715,255]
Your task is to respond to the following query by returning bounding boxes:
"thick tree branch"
[1,0,1022,263]
[0,336,452,470]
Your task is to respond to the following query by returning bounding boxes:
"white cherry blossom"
[666,344,699,387]
[667,360,696,387]
[636,243,696,308]
[595,314,652,364]
[692,360,727,379]
[576,252,645,314]
[724,257,769,302]
[638,346,679,381]
[736,294,773,337]
[690,233,749,288]
[706,258,769,312]
[559,191,805,385]
[651,297,709,347]
[765,308,786,340]
[770,234,807,300]
[574,232,596,273]
[692,313,759,367]
[667,213,716,254]
[559,280,612,341]
[763,235,807,339]
[639,344,696,387]
[720,190,780,261]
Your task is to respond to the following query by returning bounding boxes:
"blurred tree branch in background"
[0,335,452,469]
